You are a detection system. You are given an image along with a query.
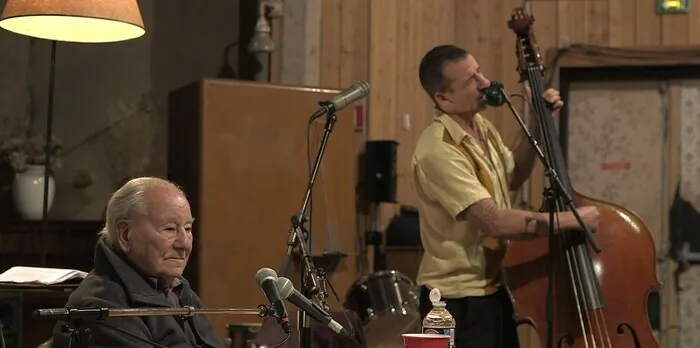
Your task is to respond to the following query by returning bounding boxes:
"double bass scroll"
[501,7,661,348]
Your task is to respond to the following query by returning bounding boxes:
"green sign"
[657,0,689,14]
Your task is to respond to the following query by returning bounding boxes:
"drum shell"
[345,270,419,323]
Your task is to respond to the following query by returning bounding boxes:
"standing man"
[412,44,600,348]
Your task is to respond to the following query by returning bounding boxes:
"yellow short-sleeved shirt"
[412,112,515,298]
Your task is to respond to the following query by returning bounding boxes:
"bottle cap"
[429,288,442,304]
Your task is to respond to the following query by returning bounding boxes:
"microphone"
[255,268,291,334]
[276,277,353,337]
[480,80,506,107]
[311,81,370,121]
[482,81,559,110]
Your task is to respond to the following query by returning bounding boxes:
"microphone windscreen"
[255,268,277,286]
[481,81,506,107]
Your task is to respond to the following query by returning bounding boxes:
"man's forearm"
[488,208,579,239]
[464,198,581,240]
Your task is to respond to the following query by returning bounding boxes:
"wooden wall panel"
[359,0,700,215]
[270,0,369,89]
[369,0,457,209]
[271,0,700,219]
[319,0,369,90]
[317,0,371,275]
[367,0,528,220]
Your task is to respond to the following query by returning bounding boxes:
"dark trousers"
[419,286,520,348]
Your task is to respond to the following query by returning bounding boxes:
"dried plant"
[0,82,63,174]
[0,134,62,173]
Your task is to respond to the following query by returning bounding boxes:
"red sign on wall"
[354,103,365,132]
[600,162,631,171]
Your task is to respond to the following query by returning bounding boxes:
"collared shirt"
[148,277,184,307]
[412,111,515,298]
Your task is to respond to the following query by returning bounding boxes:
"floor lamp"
[0,0,145,265]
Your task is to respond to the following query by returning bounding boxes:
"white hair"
[99,177,186,246]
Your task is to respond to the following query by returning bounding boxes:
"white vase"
[12,164,55,220]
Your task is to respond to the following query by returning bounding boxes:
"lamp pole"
[39,39,56,266]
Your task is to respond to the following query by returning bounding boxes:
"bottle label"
[422,327,455,348]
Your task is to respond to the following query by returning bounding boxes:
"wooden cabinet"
[167,79,360,340]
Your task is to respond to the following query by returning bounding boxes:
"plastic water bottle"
[422,288,456,348]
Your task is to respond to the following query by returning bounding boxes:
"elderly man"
[52,177,225,348]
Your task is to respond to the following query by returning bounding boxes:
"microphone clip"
[257,304,276,318]
[310,101,336,122]
[314,269,330,313]
[287,214,309,248]
[318,100,333,109]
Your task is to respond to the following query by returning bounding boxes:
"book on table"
[0,266,88,286]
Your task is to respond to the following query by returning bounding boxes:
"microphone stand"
[498,88,599,348]
[34,305,273,348]
[280,101,336,348]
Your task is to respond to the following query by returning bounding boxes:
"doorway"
[560,65,700,348]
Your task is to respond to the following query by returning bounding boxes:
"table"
[0,284,77,348]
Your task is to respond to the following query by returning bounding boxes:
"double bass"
[501,8,661,348]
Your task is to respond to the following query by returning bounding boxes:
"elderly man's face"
[117,186,194,283]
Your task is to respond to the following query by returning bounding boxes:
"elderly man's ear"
[117,220,131,253]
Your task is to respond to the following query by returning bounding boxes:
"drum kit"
[344,270,421,348]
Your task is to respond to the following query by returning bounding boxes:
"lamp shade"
[0,0,145,43]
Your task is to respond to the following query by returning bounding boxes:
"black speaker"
[363,140,399,203]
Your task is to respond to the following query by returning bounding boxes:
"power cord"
[268,332,291,348]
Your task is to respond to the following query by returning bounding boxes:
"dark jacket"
[52,237,225,348]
